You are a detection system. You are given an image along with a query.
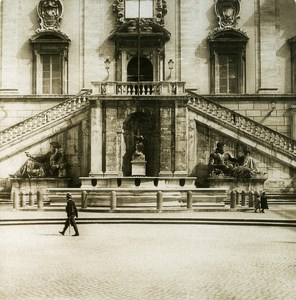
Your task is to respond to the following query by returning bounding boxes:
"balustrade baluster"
[72,99,77,111]
[77,97,82,108]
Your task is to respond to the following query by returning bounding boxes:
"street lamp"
[168,59,174,78]
[104,58,111,76]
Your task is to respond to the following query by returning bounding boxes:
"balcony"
[91,81,186,96]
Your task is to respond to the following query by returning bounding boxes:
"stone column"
[159,104,173,177]
[174,100,188,176]
[257,0,278,93]
[89,98,103,176]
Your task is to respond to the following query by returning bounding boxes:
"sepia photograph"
[0,0,296,299]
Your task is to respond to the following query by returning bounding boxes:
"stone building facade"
[0,0,296,195]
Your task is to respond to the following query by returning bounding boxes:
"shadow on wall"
[189,163,209,187]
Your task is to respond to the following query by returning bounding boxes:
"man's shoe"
[59,231,64,235]
[72,233,79,236]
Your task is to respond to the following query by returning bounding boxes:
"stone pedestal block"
[131,160,146,176]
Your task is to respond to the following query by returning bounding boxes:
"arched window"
[208,29,248,94]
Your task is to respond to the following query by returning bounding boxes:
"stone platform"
[10,178,71,208]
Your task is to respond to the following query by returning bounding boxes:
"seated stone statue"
[208,142,237,177]
[233,146,261,179]
[10,141,68,178]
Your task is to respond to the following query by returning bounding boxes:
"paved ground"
[0,208,296,300]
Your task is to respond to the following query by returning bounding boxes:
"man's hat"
[66,193,72,199]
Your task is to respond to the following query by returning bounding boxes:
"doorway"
[127,56,153,82]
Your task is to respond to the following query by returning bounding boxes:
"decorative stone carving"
[215,0,241,29]
[37,0,64,32]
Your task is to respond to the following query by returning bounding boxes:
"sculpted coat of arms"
[37,0,64,31]
[215,0,240,28]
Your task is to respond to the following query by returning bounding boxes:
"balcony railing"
[0,90,92,147]
[91,81,186,96]
[188,91,296,158]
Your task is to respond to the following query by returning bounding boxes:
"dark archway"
[127,57,153,82]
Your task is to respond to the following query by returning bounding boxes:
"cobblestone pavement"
[0,223,295,300]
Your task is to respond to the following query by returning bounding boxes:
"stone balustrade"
[188,92,296,157]
[0,90,92,147]
[91,81,186,96]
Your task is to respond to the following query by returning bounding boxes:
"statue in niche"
[10,141,68,178]
[132,131,145,161]
[208,141,236,177]
[37,0,63,31]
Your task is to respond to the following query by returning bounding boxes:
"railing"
[188,91,296,157]
[0,90,92,147]
[91,81,186,96]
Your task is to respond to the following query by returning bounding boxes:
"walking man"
[59,193,79,236]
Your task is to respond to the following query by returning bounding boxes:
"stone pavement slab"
[0,223,295,300]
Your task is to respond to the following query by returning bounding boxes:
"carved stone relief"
[37,0,64,32]
[215,0,241,29]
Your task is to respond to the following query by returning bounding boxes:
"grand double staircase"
[0,84,295,209]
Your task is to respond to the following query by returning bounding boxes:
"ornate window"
[110,0,170,82]
[125,0,153,18]
[208,0,248,94]
[30,0,70,94]
[113,0,167,25]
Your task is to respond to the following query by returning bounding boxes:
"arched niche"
[122,111,158,176]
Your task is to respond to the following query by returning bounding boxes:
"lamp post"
[168,59,174,78]
[104,58,110,77]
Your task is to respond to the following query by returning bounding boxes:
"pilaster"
[0,0,19,93]
[257,0,278,93]
[159,104,173,177]
[174,100,188,176]
[290,105,296,139]
[89,98,103,177]
[104,102,119,176]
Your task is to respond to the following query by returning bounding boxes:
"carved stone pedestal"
[131,160,146,176]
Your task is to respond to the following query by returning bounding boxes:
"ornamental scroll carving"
[215,0,241,29]
[37,0,64,32]
[112,0,167,26]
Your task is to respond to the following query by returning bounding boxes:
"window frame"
[30,32,70,95]
[125,0,154,19]
[208,29,248,95]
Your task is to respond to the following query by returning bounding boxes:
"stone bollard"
[248,191,254,208]
[110,191,117,210]
[81,191,88,209]
[187,191,193,209]
[37,191,44,210]
[12,191,19,210]
[230,190,236,209]
[157,191,163,211]
[236,190,242,206]
[29,192,34,206]
[241,190,246,206]
[20,192,26,207]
